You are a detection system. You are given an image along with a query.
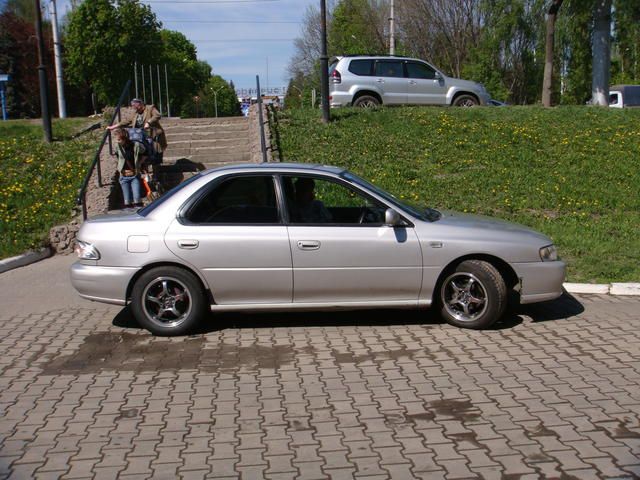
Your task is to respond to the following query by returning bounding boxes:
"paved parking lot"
[0,261,639,479]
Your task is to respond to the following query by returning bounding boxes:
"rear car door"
[164,174,293,305]
[281,174,422,304]
[373,60,408,104]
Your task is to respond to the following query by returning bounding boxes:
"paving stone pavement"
[0,293,639,479]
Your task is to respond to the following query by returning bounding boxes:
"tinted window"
[348,59,373,76]
[187,176,278,224]
[283,175,386,225]
[406,62,436,80]
[374,60,404,78]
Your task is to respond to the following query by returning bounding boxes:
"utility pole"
[156,65,162,115]
[164,64,171,117]
[134,61,139,98]
[49,0,66,118]
[320,0,330,123]
[34,0,52,142]
[141,64,146,104]
[149,64,154,106]
[389,0,395,55]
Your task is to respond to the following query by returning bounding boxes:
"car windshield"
[340,171,441,222]
[138,173,203,217]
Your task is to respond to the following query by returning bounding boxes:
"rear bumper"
[70,262,139,306]
[329,91,353,107]
[512,260,566,304]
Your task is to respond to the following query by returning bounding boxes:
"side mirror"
[434,71,443,80]
[385,208,403,226]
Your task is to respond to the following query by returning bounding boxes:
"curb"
[0,248,53,274]
[564,282,640,296]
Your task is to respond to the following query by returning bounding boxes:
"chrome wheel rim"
[457,98,476,107]
[358,99,378,108]
[441,272,488,322]
[142,276,192,328]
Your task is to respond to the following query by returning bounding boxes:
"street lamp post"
[34,0,52,142]
[320,0,330,123]
[212,86,224,118]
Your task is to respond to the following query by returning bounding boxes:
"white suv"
[329,55,490,108]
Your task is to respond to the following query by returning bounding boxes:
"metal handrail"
[77,80,131,220]
[256,75,268,163]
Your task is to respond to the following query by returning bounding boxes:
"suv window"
[375,60,404,78]
[348,59,373,76]
[406,61,436,80]
[187,175,278,224]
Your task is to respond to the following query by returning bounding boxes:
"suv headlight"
[75,240,101,260]
[539,244,558,262]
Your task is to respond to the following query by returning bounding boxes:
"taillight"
[331,69,341,84]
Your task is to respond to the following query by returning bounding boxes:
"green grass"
[276,106,640,283]
[0,119,99,259]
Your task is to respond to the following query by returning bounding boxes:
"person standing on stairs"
[113,128,146,209]
[108,98,168,163]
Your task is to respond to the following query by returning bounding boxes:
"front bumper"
[512,260,567,304]
[70,262,140,306]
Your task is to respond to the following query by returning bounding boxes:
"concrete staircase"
[161,117,251,170]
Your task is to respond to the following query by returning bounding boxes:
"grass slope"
[0,119,99,259]
[276,106,640,283]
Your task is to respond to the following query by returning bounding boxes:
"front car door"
[373,60,408,105]
[406,61,448,105]
[165,174,292,305]
[281,174,423,305]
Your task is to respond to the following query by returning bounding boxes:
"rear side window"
[348,59,373,76]
[187,175,279,224]
[374,60,404,78]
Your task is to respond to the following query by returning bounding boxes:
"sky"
[54,0,318,93]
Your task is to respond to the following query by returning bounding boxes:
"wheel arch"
[450,91,480,106]
[351,90,383,105]
[126,261,215,305]
[432,254,519,304]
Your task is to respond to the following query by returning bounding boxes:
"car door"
[406,61,447,105]
[164,174,293,305]
[373,60,408,104]
[281,175,423,304]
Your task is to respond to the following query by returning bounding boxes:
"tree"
[64,0,162,106]
[542,0,564,107]
[183,75,240,118]
[591,0,612,105]
[611,0,640,84]
[160,30,210,116]
[329,0,386,55]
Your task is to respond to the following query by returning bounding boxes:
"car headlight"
[539,244,558,262]
[75,240,101,260]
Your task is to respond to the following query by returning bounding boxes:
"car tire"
[453,94,479,107]
[438,260,507,329]
[130,267,207,336]
[353,95,380,108]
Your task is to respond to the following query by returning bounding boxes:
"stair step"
[170,138,248,148]
[164,152,252,164]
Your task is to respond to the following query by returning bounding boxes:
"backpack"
[127,128,161,165]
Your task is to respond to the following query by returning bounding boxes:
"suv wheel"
[453,94,479,107]
[353,95,380,108]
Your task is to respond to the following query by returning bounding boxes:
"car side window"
[374,60,404,78]
[406,62,436,80]
[283,175,386,225]
[187,175,279,224]
[348,59,374,76]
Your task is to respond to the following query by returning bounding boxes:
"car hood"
[434,210,552,245]
[86,210,143,223]
[445,77,483,92]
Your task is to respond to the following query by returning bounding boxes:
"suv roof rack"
[340,54,414,59]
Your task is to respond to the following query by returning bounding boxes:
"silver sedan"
[71,163,565,336]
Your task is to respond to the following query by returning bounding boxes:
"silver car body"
[329,55,491,107]
[71,163,564,312]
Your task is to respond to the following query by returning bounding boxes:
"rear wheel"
[131,267,207,336]
[438,260,507,329]
[453,94,479,107]
[353,95,380,108]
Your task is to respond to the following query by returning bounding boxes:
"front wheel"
[438,260,507,329]
[453,94,479,107]
[130,267,207,336]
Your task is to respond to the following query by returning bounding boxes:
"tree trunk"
[542,0,563,107]
[591,0,612,106]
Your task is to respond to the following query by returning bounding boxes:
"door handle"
[409,80,417,85]
[297,240,320,250]
[376,78,385,83]
[178,239,199,249]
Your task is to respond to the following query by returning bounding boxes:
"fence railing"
[76,80,131,220]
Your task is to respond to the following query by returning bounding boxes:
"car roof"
[332,54,425,63]
[203,162,346,176]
